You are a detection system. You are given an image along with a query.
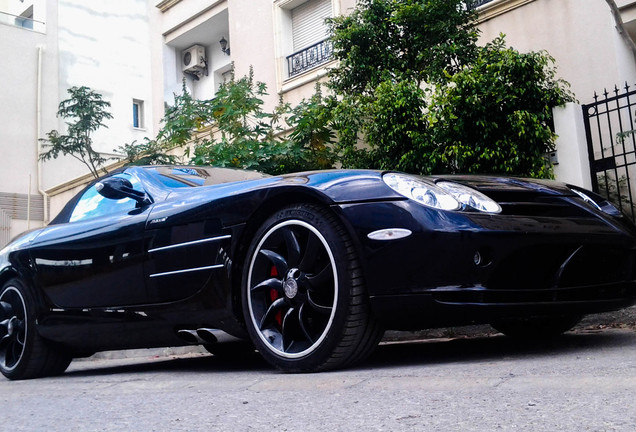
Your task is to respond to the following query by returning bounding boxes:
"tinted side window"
[69,173,143,222]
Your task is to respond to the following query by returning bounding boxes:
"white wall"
[46,0,159,189]
[477,0,636,189]
[553,104,593,188]
[477,0,636,104]
[0,0,55,197]
[228,0,278,111]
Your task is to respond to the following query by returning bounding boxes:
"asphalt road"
[2,328,635,431]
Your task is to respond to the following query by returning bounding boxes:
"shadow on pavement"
[365,329,635,369]
[63,329,634,378]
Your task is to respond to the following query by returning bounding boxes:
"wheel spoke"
[0,334,10,350]
[259,249,289,276]
[251,277,283,294]
[298,234,321,271]
[0,318,10,332]
[281,307,298,351]
[15,319,25,345]
[259,298,287,330]
[307,291,333,314]
[298,304,315,344]
[0,301,12,317]
[306,264,333,291]
[282,227,301,268]
[8,340,22,368]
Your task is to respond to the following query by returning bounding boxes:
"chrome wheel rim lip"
[247,219,338,359]
[0,286,27,372]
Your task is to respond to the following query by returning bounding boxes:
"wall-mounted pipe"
[36,45,49,223]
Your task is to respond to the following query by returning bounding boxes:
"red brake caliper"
[269,266,283,326]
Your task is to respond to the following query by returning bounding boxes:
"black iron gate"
[583,84,636,221]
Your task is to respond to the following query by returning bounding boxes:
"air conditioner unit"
[182,45,206,73]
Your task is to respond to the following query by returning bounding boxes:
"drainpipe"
[36,45,49,223]
[27,175,31,230]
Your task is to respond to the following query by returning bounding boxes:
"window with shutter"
[291,0,332,51]
[285,0,334,78]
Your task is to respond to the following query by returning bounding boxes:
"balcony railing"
[0,10,45,32]
[286,39,333,78]
[471,0,496,7]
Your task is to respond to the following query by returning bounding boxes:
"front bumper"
[337,200,636,329]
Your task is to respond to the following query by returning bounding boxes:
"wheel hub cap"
[283,269,300,299]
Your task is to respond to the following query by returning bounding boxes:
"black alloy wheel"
[243,204,382,372]
[0,285,27,374]
[0,279,71,380]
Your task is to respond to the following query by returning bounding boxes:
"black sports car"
[1,165,635,379]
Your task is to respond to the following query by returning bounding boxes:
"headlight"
[437,181,502,214]
[383,173,460,211]
[383,173,501,213]
[569,187,622,216]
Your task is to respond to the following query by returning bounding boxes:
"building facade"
[155,0,357,112]
[0,0,162,245]
[3,0,636,247]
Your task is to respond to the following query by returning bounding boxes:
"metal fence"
[582,84,636,222]
[472,0,496,7]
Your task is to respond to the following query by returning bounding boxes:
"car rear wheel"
[242,204,383,372]
[0,279,71,380]
[491,315,582,339]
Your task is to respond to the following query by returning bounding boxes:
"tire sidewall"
[241,205,353,371]
[0,279,35,379]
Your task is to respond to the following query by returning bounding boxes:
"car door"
[143,190,232,304]
[30,172,151,308]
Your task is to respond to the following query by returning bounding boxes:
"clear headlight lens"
[383,173,501,213]
[437,181,502,214]
[383,173,460,211]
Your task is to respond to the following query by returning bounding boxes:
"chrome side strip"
[148,234,231,254]
[149,264,224,278]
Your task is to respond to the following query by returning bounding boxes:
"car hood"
[430,174,576,196]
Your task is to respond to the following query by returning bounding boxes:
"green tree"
[40,86,113,178]
[327,0,479,94]
[425,36,574,177]
[189,70,291,173]
[317,0,575,178]
[116,138,179,166]
[284,84,337,172]
[140,70,336,175]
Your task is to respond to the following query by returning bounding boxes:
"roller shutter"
[292,0,332,51]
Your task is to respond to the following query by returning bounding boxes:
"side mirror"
[95,177,152,206]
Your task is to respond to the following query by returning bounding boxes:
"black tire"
[491,315,582,339]
[242,204,383,372]
[0,279,71,380]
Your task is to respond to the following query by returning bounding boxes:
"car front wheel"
[0,279,71,380]
[242,204,383,372]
